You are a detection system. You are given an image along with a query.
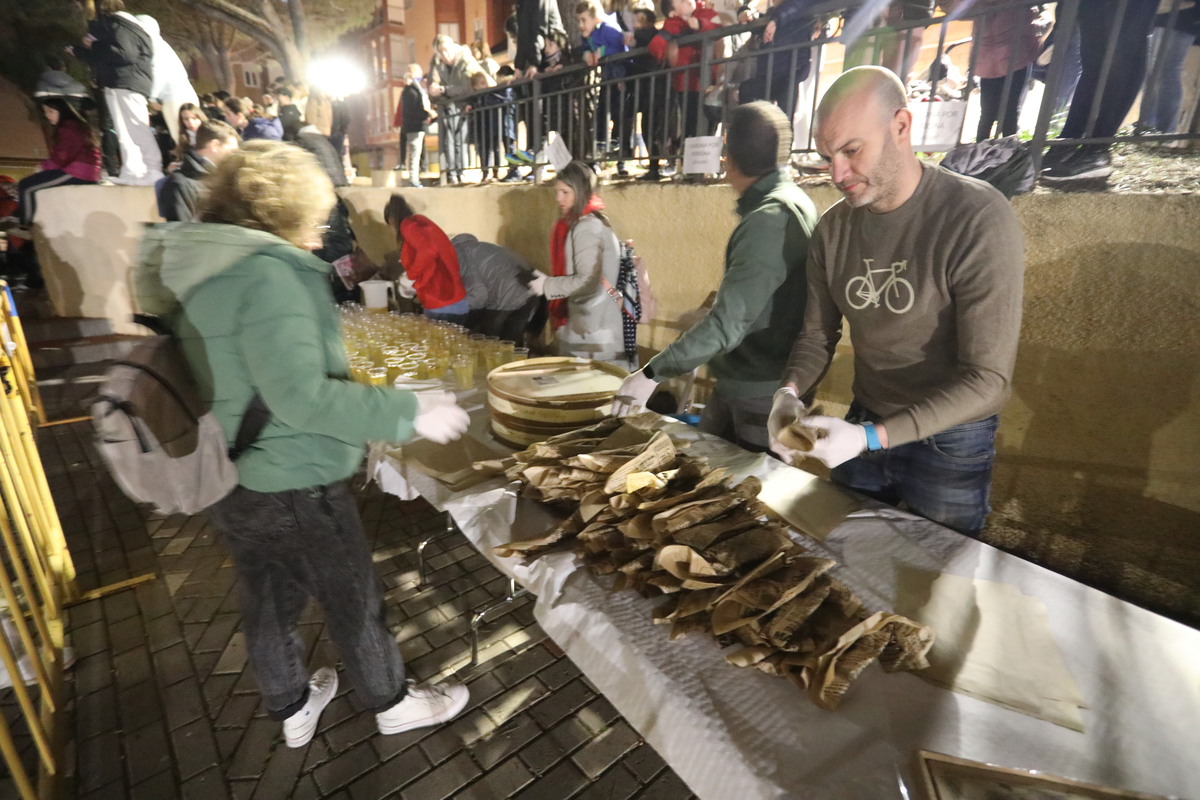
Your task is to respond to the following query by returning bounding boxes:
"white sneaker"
[282,667,338,748]
[376,680,469,735]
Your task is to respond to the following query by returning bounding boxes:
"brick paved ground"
[1,420,699,800]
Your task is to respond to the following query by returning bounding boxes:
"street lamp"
[307,56,367,97]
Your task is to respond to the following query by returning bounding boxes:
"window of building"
[390,34,408,78]
[243,68,259,88]
[437,22,461,43]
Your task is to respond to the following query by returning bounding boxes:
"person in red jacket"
[383,194,470,325]
[7,98,102,229]
[649,0,723,146]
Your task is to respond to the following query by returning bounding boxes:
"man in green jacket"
[612,102,817,453]
[136,141,472,748]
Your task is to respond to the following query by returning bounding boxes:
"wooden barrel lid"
[486,357,627,408]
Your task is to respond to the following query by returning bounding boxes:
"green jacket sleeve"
[237,255,419,444]
[647,204,800,379]
[783,221,842,395]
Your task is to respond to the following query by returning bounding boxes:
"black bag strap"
[229,393,270,462]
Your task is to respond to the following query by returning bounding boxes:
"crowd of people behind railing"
[3,0,1197,243]
[400,0,1199,187]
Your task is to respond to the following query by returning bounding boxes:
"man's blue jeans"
[831,405,999,537]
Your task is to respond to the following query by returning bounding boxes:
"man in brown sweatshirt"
[768,67,1024,536]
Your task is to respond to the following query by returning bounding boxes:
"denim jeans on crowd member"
[977,66,1030,141]
[208,481,408,720]
[830,404,999,537]
[438,103,469,182]
[404,131,425,186]
[1061,0,1159,141]
[699,390,774,454]
[1139,26,1197,132]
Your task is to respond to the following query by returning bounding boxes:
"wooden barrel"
[486,357,628,448]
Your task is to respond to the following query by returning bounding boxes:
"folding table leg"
[416,511,457,588]
[469,577,529,667]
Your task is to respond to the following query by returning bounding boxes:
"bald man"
[768,67,1024,537]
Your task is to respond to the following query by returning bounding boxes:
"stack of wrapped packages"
[489,416,935,711]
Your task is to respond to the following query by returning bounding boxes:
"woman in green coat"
[135,140,471,747]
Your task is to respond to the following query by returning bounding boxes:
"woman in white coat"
[134,14,200,150]
[528,161,632,368]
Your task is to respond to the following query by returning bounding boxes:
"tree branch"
[176,0,290,71]
[286,0,310,61]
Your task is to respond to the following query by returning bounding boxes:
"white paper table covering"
[371,414,1200,800]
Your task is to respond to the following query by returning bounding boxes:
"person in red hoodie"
[11,98,102,228]
[383,195,470,325]
[649,0,723,150]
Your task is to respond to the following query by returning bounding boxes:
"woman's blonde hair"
[197,140,336,248]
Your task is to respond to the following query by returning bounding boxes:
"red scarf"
[548,194,606,329]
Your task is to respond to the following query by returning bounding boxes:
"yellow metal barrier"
[0,282,76,800]
[0,284,46,426]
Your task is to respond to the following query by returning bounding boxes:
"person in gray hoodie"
[451,233,540,342]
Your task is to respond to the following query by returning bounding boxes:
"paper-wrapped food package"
[486,417,935,710]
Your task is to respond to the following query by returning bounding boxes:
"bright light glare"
[307,57,367,96]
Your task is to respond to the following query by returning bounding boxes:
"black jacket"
[399,84,430,133]
[515,0,565,71]
[331,99,351,142]
[81,13,153,97]
[764,0,819,81]
[296,129,347,187]
[158,151,210,222]
[278,104,303,142]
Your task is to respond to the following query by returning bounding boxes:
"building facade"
[349,0,507,172]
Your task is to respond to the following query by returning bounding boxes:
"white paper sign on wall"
[682,136,723,175]
[545,131,573,172]
[908,100,967,152]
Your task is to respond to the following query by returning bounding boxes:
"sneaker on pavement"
[282,667,338,748]
[376,680,469,735]
[1041,145,1112,182]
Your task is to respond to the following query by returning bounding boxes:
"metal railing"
[417,0,1198,183]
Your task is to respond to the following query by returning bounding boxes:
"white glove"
[766,387,805,464]
[527,273,547,296]
[611,370,658,417]
[412,391,469,444]
[799,415,868,468]
[397,275,417,299]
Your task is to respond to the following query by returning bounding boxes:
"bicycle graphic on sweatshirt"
[845,258,915,314]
